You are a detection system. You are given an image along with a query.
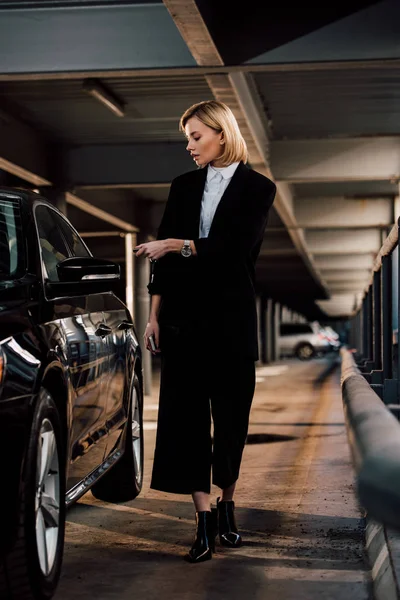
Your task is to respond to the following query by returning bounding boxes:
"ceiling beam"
[306,229,381,255]
[162,0,223,66]
[65,193,139,233]
[0,58,400,82]
[314,254,375,270]
[78,182,171,191]
[325,282,368,292]
[163,0,328,300]
[294,196,393,229]
[272,138,400,183]
[322,270,371,281]
[316,295,359,316]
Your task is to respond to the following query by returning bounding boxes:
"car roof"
[0,187,63,215]
[0,186,45,205]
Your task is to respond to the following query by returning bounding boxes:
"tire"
[0,389,66,600]
[295,342,315,361]
[92,373,144,502]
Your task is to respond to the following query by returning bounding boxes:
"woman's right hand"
[144,318,160,354]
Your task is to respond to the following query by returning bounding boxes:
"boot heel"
[185,511,215,564]
[217,497,242,548]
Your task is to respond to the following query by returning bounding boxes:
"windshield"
[0,195,25,281]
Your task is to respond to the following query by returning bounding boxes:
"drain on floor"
[246,433,297,444]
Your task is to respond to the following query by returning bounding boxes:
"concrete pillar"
[125,233,136,323]
[274,301,281,361]
[281,305,290,323]
[259,296,270,365]
[268,301,281,362]
[256,295,262,365]
[135,245,152,396]
[392,245,398,337]
[266,298,273,363]
[394,195,400,221]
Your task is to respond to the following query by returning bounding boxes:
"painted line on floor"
[257,366,289,376]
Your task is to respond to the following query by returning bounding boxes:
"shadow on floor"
[245,433,298,444]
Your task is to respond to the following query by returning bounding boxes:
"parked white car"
[279,322,331,360]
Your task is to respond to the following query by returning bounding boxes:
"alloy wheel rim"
[299,345,313,359]
[131,386,142,485]
[35,418,60,576]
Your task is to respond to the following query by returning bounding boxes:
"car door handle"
[117,321,134,331]
[95,323,112,338]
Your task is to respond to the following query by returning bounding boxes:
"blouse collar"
[207,161,240,182]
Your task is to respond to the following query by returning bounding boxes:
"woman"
[135,100,276,563]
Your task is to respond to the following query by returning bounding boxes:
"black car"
[0,189,144,600]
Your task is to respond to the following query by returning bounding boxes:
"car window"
[280,324,313,336]
[0,195,25,280]
[298,325,313,334]
[280,325,291,336]
[54,213,90,258]
[35,205,70,281]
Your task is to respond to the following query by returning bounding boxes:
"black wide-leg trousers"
[150,326,256,495]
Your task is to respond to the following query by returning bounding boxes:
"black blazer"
[148,161,276,360]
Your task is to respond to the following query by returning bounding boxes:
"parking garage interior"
[1,0,400,598]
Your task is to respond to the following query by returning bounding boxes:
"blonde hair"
[179,100,248,166]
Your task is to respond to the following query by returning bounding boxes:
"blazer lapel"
[207,161,250,238]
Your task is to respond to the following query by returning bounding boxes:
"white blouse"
[199,162,239,238]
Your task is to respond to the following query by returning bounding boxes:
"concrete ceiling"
[0,0,399,319]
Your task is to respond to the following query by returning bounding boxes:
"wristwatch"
[181,239,192,258]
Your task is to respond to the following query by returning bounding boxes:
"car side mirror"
[57,257,120,282]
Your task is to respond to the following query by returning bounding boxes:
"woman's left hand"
[134,240,169,260]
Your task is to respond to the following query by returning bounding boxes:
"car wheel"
[92,373,144,502]
[295,343,315,360]
[0,388,65,600]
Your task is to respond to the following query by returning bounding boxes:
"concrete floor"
[56,357,371,600]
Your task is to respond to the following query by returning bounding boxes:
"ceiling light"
[83,78,125,118]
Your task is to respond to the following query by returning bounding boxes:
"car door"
[58,214,139,458]
[101,292,137,455]
[34,204,109,490]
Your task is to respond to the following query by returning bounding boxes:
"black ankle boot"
[217,497,242,548]
[185,511,217,563]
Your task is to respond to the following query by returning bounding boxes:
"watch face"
[181,246,192,257]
